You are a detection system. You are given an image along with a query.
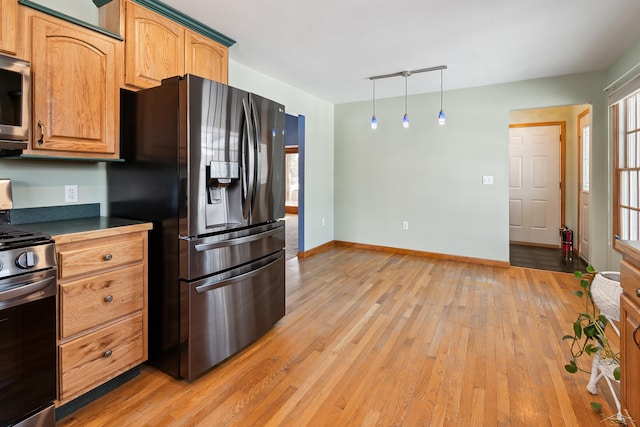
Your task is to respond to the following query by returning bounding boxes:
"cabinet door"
[0,0,16,55]
[621,294,640,422]
[30,14,120,158]
[185,29,228,84]
[124,1,184,89]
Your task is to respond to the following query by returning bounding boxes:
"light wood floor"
[58,247,619,426]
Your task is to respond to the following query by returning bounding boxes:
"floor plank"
[57,247,620,426]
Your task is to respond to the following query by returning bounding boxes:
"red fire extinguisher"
[561,227,573,259]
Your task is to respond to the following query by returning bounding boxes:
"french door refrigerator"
[108,74,286,381]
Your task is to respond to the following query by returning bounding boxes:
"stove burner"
[0,225,51,248]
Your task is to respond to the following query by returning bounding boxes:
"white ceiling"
[162,0,640,104]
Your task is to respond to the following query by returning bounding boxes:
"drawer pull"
[103,254,113,261]
[104,295,113,303]
[636,289,640,298]
[104,349,113,358]
[635,325,640,349]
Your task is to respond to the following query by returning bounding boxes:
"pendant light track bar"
[368,65,447,81]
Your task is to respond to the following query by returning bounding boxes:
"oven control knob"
[16,251,39,269]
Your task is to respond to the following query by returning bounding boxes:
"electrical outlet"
[402,221,409,230]
[65,185,78,203]
[322,218,326,226]
[482,175,494,185]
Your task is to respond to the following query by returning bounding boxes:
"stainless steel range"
[0,185,57,427]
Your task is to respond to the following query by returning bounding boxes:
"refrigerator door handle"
[194,226,283,252]
[249,96,261,212]
[195,254,283,294]
[241,98,255,220]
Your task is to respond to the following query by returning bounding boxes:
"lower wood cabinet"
[621,294,640,424]
[59,314,144,402]
[54,223,151,405]
[618,243,640,426]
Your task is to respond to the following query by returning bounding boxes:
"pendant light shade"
[438,68,446,125]
[371,80,377,129]
[402,74,409,128]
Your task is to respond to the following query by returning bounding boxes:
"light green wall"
[334,72,608,266]
[229,60,335,251]
[606,38,640,91]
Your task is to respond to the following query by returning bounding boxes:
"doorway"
[508,105,590,273]
[284,113,305,260]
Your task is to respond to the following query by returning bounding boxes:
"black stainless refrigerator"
[108,74,286,381]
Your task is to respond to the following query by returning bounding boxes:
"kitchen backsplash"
[9,203,100,224]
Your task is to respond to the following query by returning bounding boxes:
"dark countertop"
[20,217,151,238]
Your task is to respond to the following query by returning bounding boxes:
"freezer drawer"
[180,251,285,381]
[180,220,284,281]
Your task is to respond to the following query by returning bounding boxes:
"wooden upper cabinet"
[27,13,120,159]
[124,1,184,89]
[185,29,228,84]
[0,0,17,55]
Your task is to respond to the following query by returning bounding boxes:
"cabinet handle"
[103,349,113,358]
[37,120,44,145]
[103,254,113,261]
[104,295,113,303]
[636,288,640,298]
[634,325,640,349]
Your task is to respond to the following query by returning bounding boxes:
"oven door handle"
[0,275,56,305]
[194,226,282,252]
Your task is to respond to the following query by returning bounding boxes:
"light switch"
[482,176,494,185]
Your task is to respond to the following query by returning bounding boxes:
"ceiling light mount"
[368,65,447,82]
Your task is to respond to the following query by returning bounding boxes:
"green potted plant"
[562,265,624,423]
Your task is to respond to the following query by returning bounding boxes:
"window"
[582,124,590,192]
[285,146,299,213]
[614,91,640,241]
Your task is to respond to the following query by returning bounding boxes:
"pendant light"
[366,65,447,129]
[371,80,377,129]
[438,68,446,125]
[402,73,409,128]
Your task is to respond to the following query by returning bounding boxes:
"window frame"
[613,90,640,249]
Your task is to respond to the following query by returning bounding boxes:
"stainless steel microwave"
[0,54,30,152]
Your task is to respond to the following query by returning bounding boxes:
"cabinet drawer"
[621,260,640,303]
[60,264,144,338]
[59,313,144,401]
[58,233,144,279]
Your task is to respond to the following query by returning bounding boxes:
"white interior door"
[509,125,562,246]
[578,110,591,262]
